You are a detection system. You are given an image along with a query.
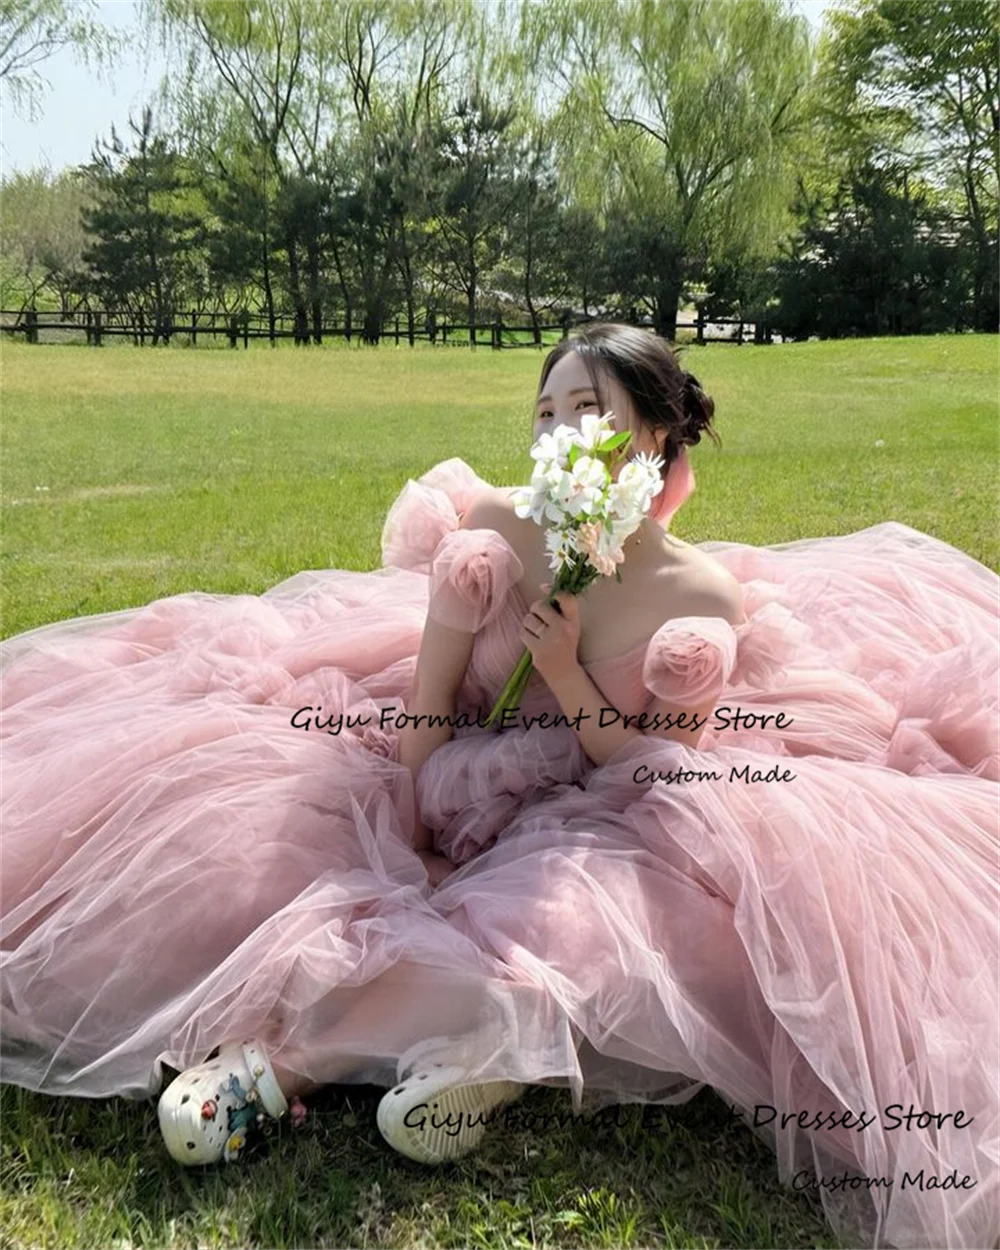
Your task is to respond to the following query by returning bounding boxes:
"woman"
[1,323,996,1250]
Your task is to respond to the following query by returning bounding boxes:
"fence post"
[696,306,706,346]
[94,311,103,347]
[442,321,448,345]
[395,316,400,346]
[85,308,92,347]
[243,314,249,350]
[26,307,38,344]
[229,315,238,348]
[191,309,197,348]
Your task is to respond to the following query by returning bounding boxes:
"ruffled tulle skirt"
[2,468,998,1250]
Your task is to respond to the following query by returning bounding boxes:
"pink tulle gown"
[1,458,997,1250]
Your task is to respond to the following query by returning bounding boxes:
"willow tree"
[494,0,817,339]
[137,0,503,342]
[0,0,124,122]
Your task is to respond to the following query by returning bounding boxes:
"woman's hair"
[536,321,721,469]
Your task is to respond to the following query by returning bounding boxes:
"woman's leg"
[269,1059,326,1100]
[260,958,512,1102]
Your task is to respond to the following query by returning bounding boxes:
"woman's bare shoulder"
[457,486,525,537]
[653,545,745,626]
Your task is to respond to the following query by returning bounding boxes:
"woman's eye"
[538,400,595,419]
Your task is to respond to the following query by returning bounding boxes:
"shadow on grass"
[1,1077,843,1249]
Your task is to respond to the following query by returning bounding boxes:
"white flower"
[565,455,608,517]
[511,485,535,520]
[578,411,616,452]
[513,459,567,523]
[616,458,663,500]
[874,439,885,448]
[607,480,648,527]
[544,525,579,571]
[530,425,582,467]
[607,455,665,529]
[628,451,666,490]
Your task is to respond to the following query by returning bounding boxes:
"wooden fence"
[0,306,774,348]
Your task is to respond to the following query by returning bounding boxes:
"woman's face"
[533,351,666,477]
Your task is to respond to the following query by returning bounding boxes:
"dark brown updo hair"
[536,321,720,470]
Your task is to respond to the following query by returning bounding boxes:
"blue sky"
[0,0,833,179]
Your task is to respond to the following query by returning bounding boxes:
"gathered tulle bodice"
[380,455,795,727]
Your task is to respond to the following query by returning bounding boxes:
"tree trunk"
[261,244,276,345]
[306,237,323,344]
[327,227,352,344]
[653,252,685,340]
[286,235,309,345]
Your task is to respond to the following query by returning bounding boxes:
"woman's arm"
[396,614,474,852]
[539,662,717,764]
[397,496,510,853]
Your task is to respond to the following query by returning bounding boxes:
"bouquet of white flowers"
[484,412,666,729]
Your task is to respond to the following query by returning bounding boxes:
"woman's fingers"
[528,599,561,624]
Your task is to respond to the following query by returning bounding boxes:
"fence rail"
[0,306,774,348]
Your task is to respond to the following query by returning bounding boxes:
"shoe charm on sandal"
[289,1095,308,1128]
[223,1126,248,1162]
[217,1071,263,1151]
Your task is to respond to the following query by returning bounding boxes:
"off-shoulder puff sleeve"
[426,528,525,634]
[642,615,739,706]
[380,459,496,573]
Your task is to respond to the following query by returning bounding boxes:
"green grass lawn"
[1,332,997,1250]
[2,333,996,638]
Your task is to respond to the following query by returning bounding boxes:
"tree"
[820,0,999,329]
[79,105,206,343]
[0,0,124,121]
[494,118,585,341]
[430,78,524,345]
[503,0,816,339]
[138,0,514,343]
[0,166,97,312]
[200,132,285,327]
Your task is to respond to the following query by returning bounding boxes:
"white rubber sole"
[376,1062,525,1164]
[157,1037,287,1166]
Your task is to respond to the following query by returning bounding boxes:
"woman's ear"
[653,426,670,460]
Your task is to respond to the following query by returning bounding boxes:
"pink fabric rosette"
[641,616,739,707]
[426,529,525,635]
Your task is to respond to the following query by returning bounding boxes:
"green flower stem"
[484,647,534,729]
[484,560,594,730]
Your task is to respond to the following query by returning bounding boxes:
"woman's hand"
[521,583,581,686]
[417,849,458,888]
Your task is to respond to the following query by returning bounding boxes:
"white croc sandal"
[157,1037,288,1166]
[376,1061,525,1165]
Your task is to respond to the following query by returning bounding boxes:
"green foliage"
[3,0,995,338]
[75,104,208,330]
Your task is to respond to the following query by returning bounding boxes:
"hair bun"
[679,371,713,444]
